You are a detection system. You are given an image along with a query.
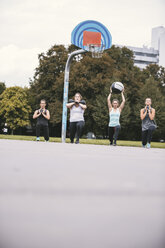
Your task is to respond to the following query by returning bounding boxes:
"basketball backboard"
[71,20,112,52]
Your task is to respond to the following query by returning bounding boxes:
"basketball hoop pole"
[62,20,112,143]
[61,49,87,143]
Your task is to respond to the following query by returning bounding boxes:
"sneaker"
[110,142,113,146]
[75,140,79,144]
[113,141,117,146]
[70,140,74,144]
[36,137,40,141]
[142,144,146,148]
[146,143,151,149]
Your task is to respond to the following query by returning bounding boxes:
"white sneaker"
[146,143,151,149]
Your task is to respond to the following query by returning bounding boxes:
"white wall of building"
[151,26,165,50]
[127,45,159,70]
[151,26,165,68]
[159,31,165,68]
[117,26,165,70]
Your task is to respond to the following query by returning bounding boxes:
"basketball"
[111,82,124,94]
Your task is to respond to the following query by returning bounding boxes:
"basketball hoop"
[88,44,105,58]
[62,20,112,142]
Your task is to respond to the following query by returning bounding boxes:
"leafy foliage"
[0,87,31,131]
[0,82,6,95]
[134,76,165,140]
[28,45,165,140]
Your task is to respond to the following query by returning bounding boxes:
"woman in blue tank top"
[107,88,125,146]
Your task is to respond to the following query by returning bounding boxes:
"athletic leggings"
[36,124,49,141]
[70,121,85,142]
[108,125,120,144]
[142,126,156,145]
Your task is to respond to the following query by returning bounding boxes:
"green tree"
[0,82,6,95]
[134,77,165,140]
[142,64,165,94]
[0,87,31,134]
[31,44,163,140]
[68,46,141,138]
[28,45,68,136]
[0,82,6,130]
[29,45,67,104]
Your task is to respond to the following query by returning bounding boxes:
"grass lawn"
[0,134,165,149]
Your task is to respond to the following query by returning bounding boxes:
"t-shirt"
[70,105,84,122]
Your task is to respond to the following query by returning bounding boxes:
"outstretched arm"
[107,88,112,111]
[119,91,125,112]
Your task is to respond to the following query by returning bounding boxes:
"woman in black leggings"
[66,93,87,144]
[140,98,156,148]
[107,88,125,146]
[33,99,50,141]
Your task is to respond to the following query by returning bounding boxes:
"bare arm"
[66,102,75,109]
[79,103,87,110]
[148,108,155,120]
[33,110,41,119]
[42,110,50,120]
[107,92,112,111]
[119,91,125,112]
[140,108,147,120]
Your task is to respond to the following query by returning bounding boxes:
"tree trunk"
[11,129,14,135]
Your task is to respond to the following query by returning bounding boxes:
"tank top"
[142,109,156,131]
[70,105,84,122]
[37,109,48,126]
[109,108,120,127]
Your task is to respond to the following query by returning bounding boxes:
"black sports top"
[37,109,48,126]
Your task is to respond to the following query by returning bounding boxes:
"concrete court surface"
[0,139,165,248]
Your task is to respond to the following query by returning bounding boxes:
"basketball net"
[88,44,105,58]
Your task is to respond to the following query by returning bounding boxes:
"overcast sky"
[0,0,165,87]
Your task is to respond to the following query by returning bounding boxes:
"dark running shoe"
[75,140,79,144]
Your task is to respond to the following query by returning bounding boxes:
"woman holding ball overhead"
[107,83,125,146]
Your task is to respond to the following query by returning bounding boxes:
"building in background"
[127,45,159,69]
[118,26,165,70]
[151,26,165,68]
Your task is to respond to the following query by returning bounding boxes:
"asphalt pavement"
[0,139,165,248]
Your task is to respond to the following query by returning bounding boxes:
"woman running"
[107,88,125,146]
[66,93,87,144]
[140,98,156,148]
